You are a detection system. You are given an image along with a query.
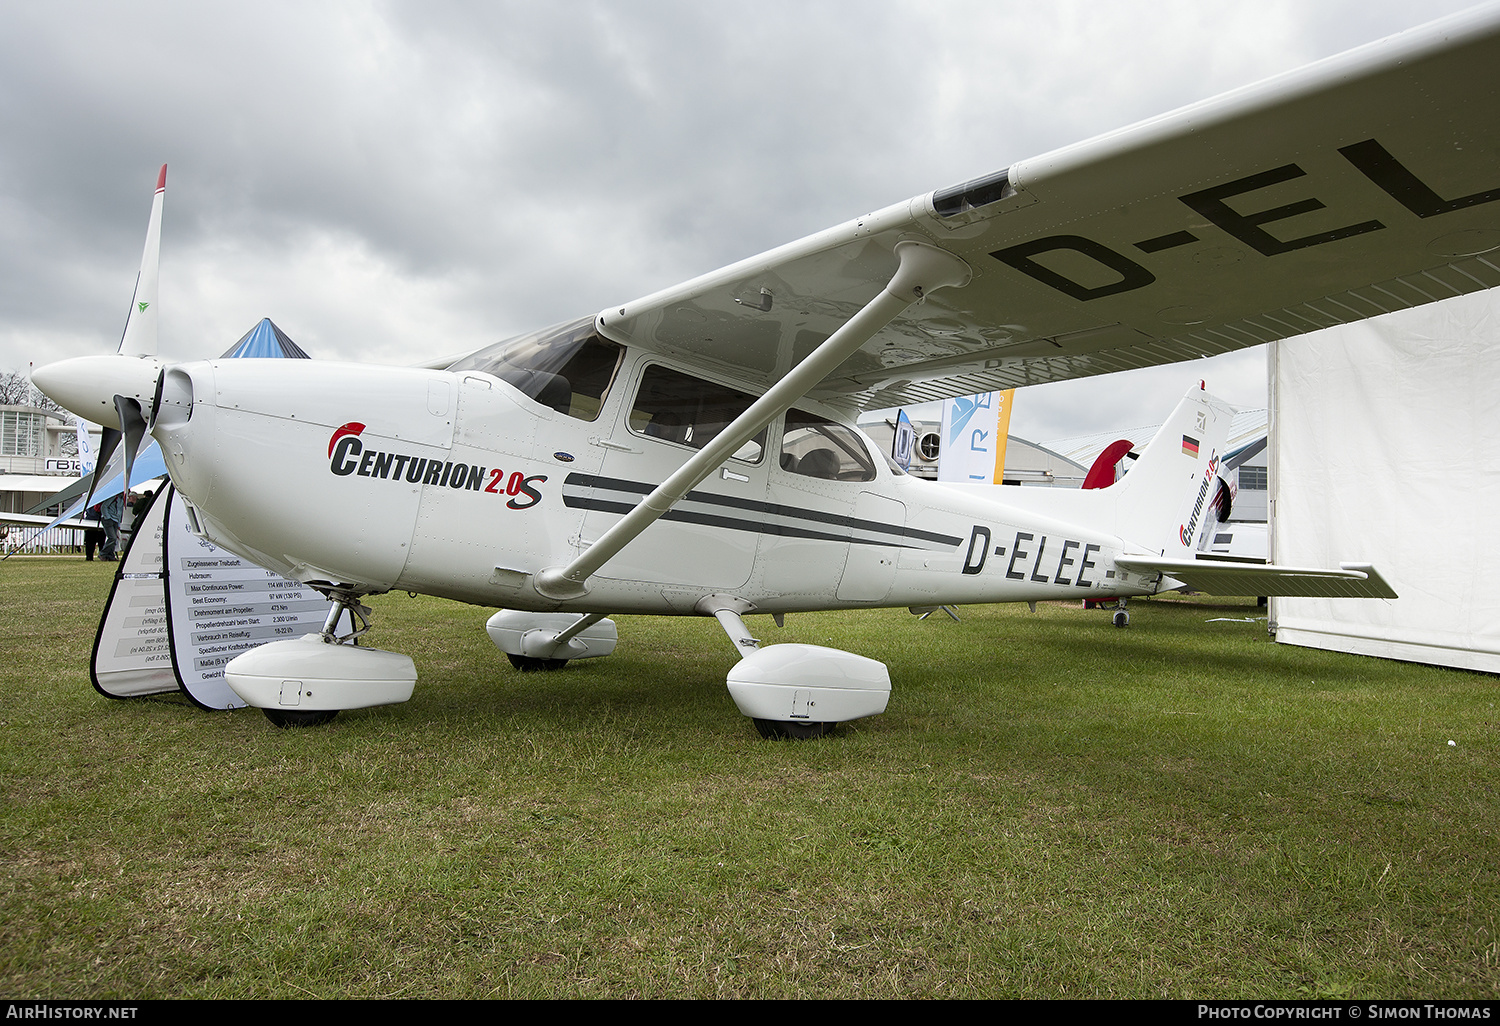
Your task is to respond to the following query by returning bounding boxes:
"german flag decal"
[1181,435,1200,457]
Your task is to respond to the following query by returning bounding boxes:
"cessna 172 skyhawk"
[35,7,1500,734]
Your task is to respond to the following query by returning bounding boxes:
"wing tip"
[156,164,167,193]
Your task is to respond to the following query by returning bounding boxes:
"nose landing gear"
[225,589,417,728]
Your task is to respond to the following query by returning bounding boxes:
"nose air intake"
[153,366,195,430]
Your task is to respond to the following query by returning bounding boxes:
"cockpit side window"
[780,409,877,482]
[446,317,622,422]
[628,364,765,463]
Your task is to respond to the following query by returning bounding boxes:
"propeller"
[109,162,163,499]
[77,380,166,510]
[117,164,165,359]
[80,424,121,513]
[8,163,180,563]
[38,165,167,512]
[114,394,149,493]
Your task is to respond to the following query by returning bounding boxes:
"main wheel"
[507,654,569,672]
[262,708,339,728]
[752,718,835,741]
[1112,609,1130,628]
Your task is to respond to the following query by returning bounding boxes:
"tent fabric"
[219,318,310,360]
[1270,288,1500,672]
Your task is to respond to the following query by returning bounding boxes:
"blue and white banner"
[936,390,1014,484]
[76,421,96,476]
[892,409,915,471]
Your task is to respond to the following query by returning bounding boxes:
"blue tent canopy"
[220,318,310,360]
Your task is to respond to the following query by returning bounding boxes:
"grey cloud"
[0,0,1477,435]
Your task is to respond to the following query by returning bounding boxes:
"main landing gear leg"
[702,596,890,741]
[708,603,830,740]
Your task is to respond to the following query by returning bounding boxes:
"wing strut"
[535,240,971,600]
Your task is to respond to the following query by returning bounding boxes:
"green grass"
[2,557,1497,998]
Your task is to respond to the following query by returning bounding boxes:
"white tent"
[1270,287,1500,672]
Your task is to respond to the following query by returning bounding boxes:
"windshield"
[447,317,622,421]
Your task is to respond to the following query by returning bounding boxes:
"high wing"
[594,6,1500,411]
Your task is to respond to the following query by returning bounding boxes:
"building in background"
[0,404,101,516]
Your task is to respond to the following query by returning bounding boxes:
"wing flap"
[1116,557,1398,599]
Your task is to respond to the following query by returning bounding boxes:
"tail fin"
[1111,382,1235,556]
[1082,438,1134,489]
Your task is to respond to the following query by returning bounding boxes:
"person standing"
[99,493,123,561]
[84,503,105,560]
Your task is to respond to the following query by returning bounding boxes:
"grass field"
[1,556,1496,999]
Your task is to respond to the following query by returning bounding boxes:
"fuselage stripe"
[561,473,964,550]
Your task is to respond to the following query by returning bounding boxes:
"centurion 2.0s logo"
[1178,453,1221,546]
[326,422,546,510]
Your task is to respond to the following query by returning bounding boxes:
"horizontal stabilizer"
[1115,557,1398,599]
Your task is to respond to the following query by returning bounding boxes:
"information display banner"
[92,486,176,698]
[161,489,331,709]
[91,484,332,710]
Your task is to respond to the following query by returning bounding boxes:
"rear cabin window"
[446,317,622,422]
[780,410,877,482]
[628,364,765,463]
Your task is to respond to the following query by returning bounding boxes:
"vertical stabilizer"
[1111,383,1235,556]
[117,164,166,357]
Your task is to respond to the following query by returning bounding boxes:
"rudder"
[1110,383,1235,556]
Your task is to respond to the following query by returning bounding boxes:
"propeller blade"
[83,426,122,512]
[146,368,166,430]
[113,394,147,495]
[117,165,166,357]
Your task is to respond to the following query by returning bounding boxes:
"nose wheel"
[263,709,339,728]
[752,718,835,740]
[227,588,417,727]
[506,654,569,672]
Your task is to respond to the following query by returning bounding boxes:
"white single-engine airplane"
[36,8,1500,734]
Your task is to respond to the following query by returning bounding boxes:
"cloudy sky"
[0,0,1481,441]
